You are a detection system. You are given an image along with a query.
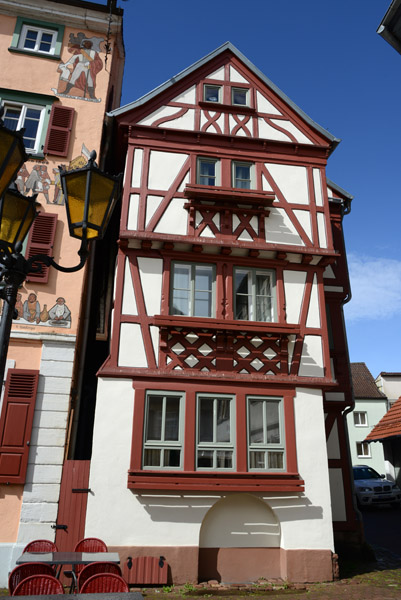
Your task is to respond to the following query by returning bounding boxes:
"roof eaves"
[109,42,340,152]
[377,0,401,55]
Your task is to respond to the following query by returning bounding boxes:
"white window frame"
[142,391,184,470]
[232,161,255,189]
[170,261,215,318]
[247,396,285,471]
[18,24,57,55]
[203,84,222,103]
[356,441,371,458]
[197,157,220,186]
[234,267,277,322]
[2,101,46,154]
[231,87,249,106]
[196,394,235,470]
[354,411,368,427]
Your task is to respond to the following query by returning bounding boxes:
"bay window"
[143,392,183,469]
[170,262,214,317]
[248,396,285,471]
[234,267,276,322]
[197,394,235,469]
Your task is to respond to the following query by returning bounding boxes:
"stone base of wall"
[110,546,334,584]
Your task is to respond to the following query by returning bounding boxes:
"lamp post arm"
[25,238,89,275]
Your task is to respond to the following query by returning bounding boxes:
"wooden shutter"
[26,212,58,283]
[0,369,39,484]
[44,105,75,157]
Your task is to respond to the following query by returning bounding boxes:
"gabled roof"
[377,0,401,55]
[351,362,386,399]
[109,42,340,152]
[365,396,401,441]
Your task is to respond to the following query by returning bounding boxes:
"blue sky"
[111,0,400,379]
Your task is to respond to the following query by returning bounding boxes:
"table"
[16,551,120,591]
[16,551,120,566]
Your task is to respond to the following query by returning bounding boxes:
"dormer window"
[204,85,221,103]
[232,87,249,106]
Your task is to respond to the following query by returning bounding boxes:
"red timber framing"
[128,380,302,493]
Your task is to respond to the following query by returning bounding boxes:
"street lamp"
[0,119,121,386]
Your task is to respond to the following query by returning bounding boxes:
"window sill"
[153,315,299,334]
[8,47,61,60]
[128,470,304,492]
[184,184,275,206]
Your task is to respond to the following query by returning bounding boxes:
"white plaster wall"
[119,323,147,368]
[131,149,143,187]
[377,375,401,401]
[271,121,312,145]
[298,336,324,377]
[148,151,188,191]
[265,163,309,205]
[171,85,196,104]
[256,91,282,115]
[17,339,75,544]
[283,270,307,324]
[276,388,334,550]
[293,210,312,242]
[122,258,137,315]
[317,213,327,248]
[305,274,321,328]
[265,208,304,246]
[127,194,139,231]
[326,420,341,460]
[229,66,248,83]
[137,257,163,315]
[154,198,188,236]
[313,169,323,206]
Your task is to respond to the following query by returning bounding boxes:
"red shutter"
[0,369,39,484]
[26,212,58,283]
[44,105,75,157]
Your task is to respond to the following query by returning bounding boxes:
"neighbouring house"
[365,396,401,487]
[347,363,387,474]
[0,0,124,586]
[76,43,360,585]
[375,372,401,409]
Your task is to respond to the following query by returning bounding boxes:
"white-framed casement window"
[234,267,276,322]
[143,391,183,469]
[10,18,64,59]
[197,394,235,470]
[19,24,57,55]
[197,157,220,186]
[170,262,215,318]
[232,161,254,189]
[356,441,371,458]
[2,101,46,154]
[204,84,222,103]
[354,411,368,427]
[232,87,249,106]
[248,396,285,471]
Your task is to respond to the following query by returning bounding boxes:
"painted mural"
[8,292,72,328]
[16,144,92,206]
[52,33,107,102]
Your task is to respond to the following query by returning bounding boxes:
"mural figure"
[15,165,29,194]
[23,293,41,324]
[48,297,71,324]
[52,166,65,205]
[57,34,104,101]
[15,293,23,319]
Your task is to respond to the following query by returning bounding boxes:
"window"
[143,392,183,469]
[234,267,276,322]
[197,157,220,186]
[3,102,45,153]
[197,394,235,469]
[248,396,285,471]
[9,18,64,59]
[356,442,371,458]
[204,85,221,103]
[354,411,368,426]
[171,262,214,317]
[232,87,249,106]
[19,25,57,55]
[232,161,254,189]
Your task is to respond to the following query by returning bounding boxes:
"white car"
[353,465,401,507]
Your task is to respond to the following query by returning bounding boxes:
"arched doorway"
[198,494,281,583]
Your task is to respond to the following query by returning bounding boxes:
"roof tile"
[351,362,386,399]
[365,396,401,441]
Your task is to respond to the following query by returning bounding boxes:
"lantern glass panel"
[0,190,36,246]
[0,128,26,197]
[64,170,116,240]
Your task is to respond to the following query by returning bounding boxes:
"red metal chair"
[12,574,64,595]
[77,562,122,592]
[73,537,107,576]
[23,539,58,553]
[80,573,129,594]
[9,563,55,596]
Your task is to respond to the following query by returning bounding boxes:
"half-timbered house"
[85,43,359,584]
